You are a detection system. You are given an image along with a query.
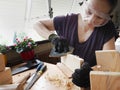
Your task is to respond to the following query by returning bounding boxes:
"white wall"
[0,0,83,45]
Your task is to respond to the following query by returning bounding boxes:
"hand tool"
[25,64,47,90]
[48,34,74,57]
[12,59,41,75]
[26,61,44,83]
[49,46,74,57]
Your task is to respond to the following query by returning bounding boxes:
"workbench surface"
[12,63,80,90]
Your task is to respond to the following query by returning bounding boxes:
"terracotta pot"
[20,49,35,61]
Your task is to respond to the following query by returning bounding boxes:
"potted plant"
[14,37,37,61]
[0,44,11,65]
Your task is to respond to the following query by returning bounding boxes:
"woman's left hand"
[72,62,92,88]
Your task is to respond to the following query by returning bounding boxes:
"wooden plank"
[95,50,120,72]
[90,71,120,90]
[0,54,5,72]
[0,67,12,85]
[0,84,19,90]
[61,54,84,72]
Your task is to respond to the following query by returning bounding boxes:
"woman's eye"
[97,16,103,19]
[86,9,92,15]
[88,11,92,15]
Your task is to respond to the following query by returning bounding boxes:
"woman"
[34,0,118,89]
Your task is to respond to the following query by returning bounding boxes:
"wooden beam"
[95,50,120,72]
[90,71,120,90]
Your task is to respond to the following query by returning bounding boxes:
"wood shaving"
[45,72,79,90]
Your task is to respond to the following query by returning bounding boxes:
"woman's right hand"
[49,34,69,53]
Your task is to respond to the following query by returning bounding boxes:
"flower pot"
[20,49,35,61]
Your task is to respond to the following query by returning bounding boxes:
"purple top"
[53,14,118,66]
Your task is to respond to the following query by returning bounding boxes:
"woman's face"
[81,0,111,27]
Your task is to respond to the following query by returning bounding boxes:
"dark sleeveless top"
[53,14,118,66]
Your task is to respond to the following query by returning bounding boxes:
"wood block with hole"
[90,71,120,90]
[0,67,12,85]
[0,54,5,72]
[61,54,84,72]
[95,50,120,72]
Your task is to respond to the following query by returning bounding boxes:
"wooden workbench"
[12,63,80,90]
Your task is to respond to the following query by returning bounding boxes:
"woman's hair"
[108,0,118,13]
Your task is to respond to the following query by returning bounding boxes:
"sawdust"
[45,72,78,90]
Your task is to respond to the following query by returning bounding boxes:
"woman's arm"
[102,37,115,50]
[34,19,55,39]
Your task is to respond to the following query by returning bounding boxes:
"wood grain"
[61,54,84,72]
[95,50,120,72]
[90,71,120,90]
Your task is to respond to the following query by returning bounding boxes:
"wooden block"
[0,54,5,72]
[56,63,73,78]
[61,54,84,72]
[0,84,19,90]
[90,71,120,90]
[0,67,12,85]
[95,50,120,72]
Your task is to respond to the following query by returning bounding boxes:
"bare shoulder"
[37,19,55,31]
[103,37,115,50]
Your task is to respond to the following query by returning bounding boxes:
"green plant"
[0,44,10,54]
[14,37,37,53]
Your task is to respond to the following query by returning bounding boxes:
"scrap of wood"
[95,50,120,72]
[61,54,84,72]
[0,54,5,72]
[0,67,12,85]
[90,71,120,90]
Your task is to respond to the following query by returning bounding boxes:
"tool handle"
[36,62,44,72]
[39,65,47,74]
[25,65,47,90]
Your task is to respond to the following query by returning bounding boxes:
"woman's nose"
[88,14,96,23]
[91,14,96,20]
